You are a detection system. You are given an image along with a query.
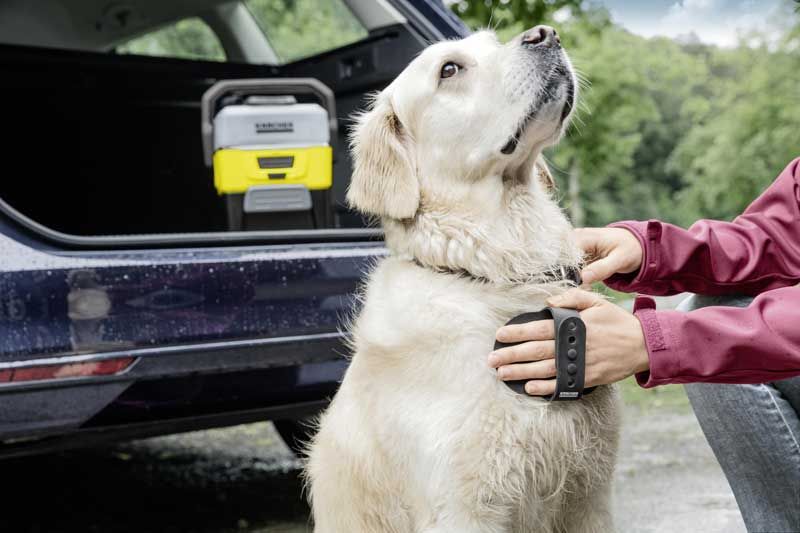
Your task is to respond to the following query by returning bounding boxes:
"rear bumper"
[0,333,348,457]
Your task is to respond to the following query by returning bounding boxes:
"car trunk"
[0,24,424,237]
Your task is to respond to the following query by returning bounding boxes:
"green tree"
[535,11,707,227]
[669,38,800,224]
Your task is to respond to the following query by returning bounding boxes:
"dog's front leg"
[559,483,615,533]
[420,504,513,533]
[307,437,414,533]
[422,520,508,533]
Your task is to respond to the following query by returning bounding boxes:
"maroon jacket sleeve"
[604,158,800,387]
[632,289,800,387]
[606,157,800,296]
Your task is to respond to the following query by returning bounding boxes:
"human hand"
[488,289,649,396]
[574,227,644,285]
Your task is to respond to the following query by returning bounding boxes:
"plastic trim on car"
[0,195,381,251]
[0,331,347,393]
[0,399,330,460]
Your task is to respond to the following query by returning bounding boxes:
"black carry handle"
[494,308,594,401]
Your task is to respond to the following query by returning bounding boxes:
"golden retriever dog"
[306,26,620,533]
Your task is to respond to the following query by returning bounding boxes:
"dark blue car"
[0,0,468,458]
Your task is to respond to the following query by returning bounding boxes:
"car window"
[245,0,368,64]
[116,17,226,62]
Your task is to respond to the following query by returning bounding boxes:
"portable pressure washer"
[201,78,337,231]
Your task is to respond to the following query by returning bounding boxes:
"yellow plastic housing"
[213,146,332,194]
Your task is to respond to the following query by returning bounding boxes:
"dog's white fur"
[307,30,621,533]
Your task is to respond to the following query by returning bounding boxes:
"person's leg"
[681,294,800,533]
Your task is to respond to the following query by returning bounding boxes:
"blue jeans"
[681,294,800,533]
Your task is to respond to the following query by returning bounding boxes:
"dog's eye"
[440,62,461,79]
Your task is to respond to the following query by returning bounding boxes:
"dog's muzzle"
[500,26,573,155]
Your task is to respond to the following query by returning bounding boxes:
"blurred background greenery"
[453,0,800,228]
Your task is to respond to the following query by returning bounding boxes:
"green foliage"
[116,0,366,65]
[455,1,800,228]
[245,0,367,63]
[669,43,800,223]
[117,17,226,62]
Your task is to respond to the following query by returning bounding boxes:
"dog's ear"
[346,96,419,219]
[534,157,557,191]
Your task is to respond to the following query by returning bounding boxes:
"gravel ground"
[0,385,745,533]
[614,393,745,533]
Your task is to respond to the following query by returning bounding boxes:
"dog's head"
[346,26,576,220]
[347,26,581,282]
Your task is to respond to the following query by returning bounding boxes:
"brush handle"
[494,308,593,401]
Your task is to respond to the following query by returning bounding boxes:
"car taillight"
[3,357,136,383]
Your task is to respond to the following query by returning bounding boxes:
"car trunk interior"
[0,24,423,237]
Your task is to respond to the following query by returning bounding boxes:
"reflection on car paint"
[126,288,205,311]
[0,233,386,362]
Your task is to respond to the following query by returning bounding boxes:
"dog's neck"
[382,178,583,286]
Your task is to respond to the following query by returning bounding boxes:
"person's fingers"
[496,319,554,343]
[546,288,604,310]
[496,359,557,381]
[524,379,556,396]
[488,340,555,367]
[572,228,602,257]
[580,254,627,285]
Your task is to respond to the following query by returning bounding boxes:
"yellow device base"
[213,146,332,194]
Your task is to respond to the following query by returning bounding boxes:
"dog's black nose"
[521,25,560,47]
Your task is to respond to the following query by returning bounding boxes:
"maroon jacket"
[606,158,800,387]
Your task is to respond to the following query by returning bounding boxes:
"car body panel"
[0,233,383,361]
[0,229,385,448]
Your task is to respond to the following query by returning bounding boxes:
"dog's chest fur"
[320,257,620,531]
